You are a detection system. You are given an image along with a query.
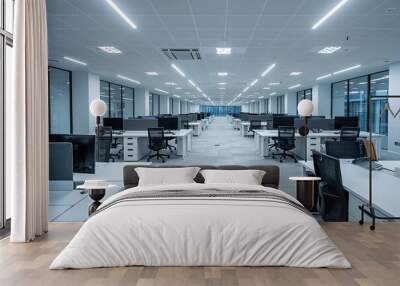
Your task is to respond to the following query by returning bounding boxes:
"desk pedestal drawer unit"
[306,136,321,161]
[123,137,149,161]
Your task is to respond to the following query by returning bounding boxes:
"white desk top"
[240,121,268,126]
[114,129,192,138]
[255,130,383,138]
[300,160,400,217]
[188,122,201,126]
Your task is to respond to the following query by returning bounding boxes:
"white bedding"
[50,183,351,269]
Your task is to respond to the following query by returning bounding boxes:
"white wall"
[72,71,100,134]
[270,96,278,113]
[241,104,249,112]
[312,84,331,118]
[388,62,400,154]
[284,92,297,115]
[134,88,150,116]
[172,98,180,115]
[159,94,170,114]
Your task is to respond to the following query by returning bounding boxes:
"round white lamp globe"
[89,99,107,117]
[297,99,314,117]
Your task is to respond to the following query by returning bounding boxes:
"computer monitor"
[123,119,158,130]
[334,116,359,130]
[158,117,179,130]
[309,119,335,130]
[273,116,295,129]
[103,117,123,131]
[49,134,96,174]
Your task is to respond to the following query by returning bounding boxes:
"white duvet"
[50,183,351,269]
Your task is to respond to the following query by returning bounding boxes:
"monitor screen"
[273,116,295,129]
[49,134,95,174]
[158,117,179,130]
[103,117,123,131]
[334,116,359,129]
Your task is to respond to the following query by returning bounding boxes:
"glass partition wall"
[331,71,389,146]
[100,80,134,118]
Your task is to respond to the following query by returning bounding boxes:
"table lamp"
[297,99,314,161]
[89,99,107,136]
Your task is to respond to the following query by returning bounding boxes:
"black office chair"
[312,150,348,221]
[147,128,170,163]
[340,127,360,141]
[325,141,364,159]
[249,120,262,136]
[272,126,297,163]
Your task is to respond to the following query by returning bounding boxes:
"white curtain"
[9,0,48,242]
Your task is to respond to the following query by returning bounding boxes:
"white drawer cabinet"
[123,137,149,161]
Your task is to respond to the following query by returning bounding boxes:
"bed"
[50,165,350,269]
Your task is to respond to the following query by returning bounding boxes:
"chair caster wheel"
[359,220,364,225]
[370,225,375,231]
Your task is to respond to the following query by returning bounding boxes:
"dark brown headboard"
[123,165,280,190]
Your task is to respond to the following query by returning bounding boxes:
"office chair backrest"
[249,120,262,131]
[102,126,113,139]
[148,128,165,150]
[181,119,189,129]
[325,141,364,159]
[312,150,343,192]
[340,127,360,141]
[278,126,295,149]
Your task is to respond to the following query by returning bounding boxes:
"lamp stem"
[304,116,309,162]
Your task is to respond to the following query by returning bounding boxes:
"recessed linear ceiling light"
[270,92,277,96]
[218,72,228,76]
[171,64,186,77]
[263,87,271,90]
[250,79,258,87]
[318,46,342,54]
[216,47,231,55]
[316,74,332,80]
[164,82,176,86]
[312,0,349,30]
[173,94,181,98]
[290,72,303,76]
[333,64,361,75]
[269,82,280,86]
[219,87,226,90]
[218,82,227,85]
[258,96,264,99]
[154,88,169,94]
[261,63,276,77]
[243,86,250,92]
[196,86,202,93]
[63,56,87,66]
[117,74,140,84]
[175,87,183,90]
[188,79,196,87]
[98,46,122,54]
[145,71,158,76]
[105,0,137,29]
[288,84,301,90]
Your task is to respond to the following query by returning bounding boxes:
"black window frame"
[330,69,389,132]
[100,80,135,119]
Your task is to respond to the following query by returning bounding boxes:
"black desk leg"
[88,189,105,215]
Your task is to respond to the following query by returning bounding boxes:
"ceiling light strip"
[63,56,87,66]
[154,88,168,94]
[333,64,361,75]
[171,64,186,77]
[117,74,140,84]
[288,84,301,90]
[261,63,276,77]
[105,0,137,30]
[312,0,349,30]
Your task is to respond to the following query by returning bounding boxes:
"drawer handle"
[127,149,133,151]
[310,144,317,146]
[128,155,133,157]
[127,137,134,140]
[127,143,133,145]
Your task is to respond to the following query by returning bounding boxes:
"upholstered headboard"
[123,165,280,190]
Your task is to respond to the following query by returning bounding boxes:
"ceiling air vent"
[162,48,201,60]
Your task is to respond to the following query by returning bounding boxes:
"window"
[169,97,174,114]
[200,105,241,116]
[2,0,15,229]
[100,80,134,118]
[48,67,72,134]
[331,70,389,136]
[296,88,312,114]
[122,87,134,119]
[276,95,285,114]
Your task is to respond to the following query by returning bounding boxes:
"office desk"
[300,160,400,219]
[115,129,193,161]
[188,122,201,136]
[240,122,268,136]
[255,130,384,160]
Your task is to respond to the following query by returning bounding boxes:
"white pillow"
[136,167,201,186]
[200,169,266,185]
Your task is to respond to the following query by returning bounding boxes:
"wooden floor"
[0,222,399,286]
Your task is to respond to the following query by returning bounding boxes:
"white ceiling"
[47,0,400,105]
